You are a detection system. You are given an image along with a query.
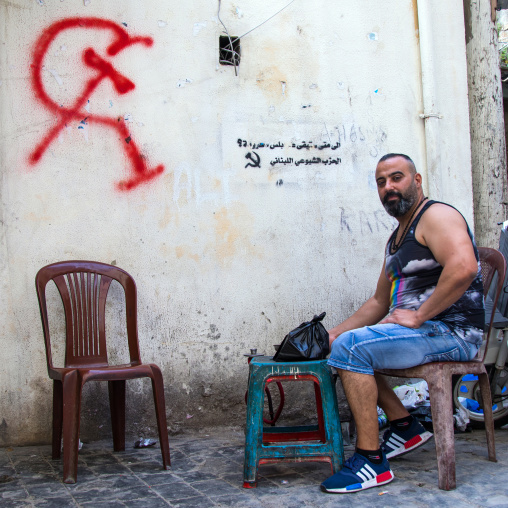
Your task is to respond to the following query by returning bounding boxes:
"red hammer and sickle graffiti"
[29,17,164,191]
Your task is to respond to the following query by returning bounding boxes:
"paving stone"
[164,458,204,473]
[79,501,126,507]
[212,492,265,507]
[82,454,125,466]
[0,428,506,506]
[0,477,22,492]
[66,485,124,504]
[33,495,79,507]
[99,474,150,490]
[171,469,217,483]
[167,495,213,507]
[25,482,71,498]
[150,481,201,501]
[0,500,32,508]
[0,457,13,468]
[1,487,29,501]
[122,496,171,507]
[89,463,132,475]
[188,478,243,498]
[125,461,169,474]
[134,471,182,486]
[20,473,60,485]
[59,471,101,487]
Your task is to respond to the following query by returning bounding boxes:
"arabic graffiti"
[236,124,386,170]
[237,140,288,150]
[237,138,342,169]
[270,156,341,167]
[237,139,340,150]
[29,17,164,191]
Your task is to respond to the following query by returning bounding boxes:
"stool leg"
[318,366,344,473]
[313,381,326,443]
[243,365,266,488]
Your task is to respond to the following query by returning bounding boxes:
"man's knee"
[330,330,355,361]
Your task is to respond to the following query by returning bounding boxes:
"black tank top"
[384,200,484,346]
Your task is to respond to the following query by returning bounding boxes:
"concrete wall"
[0,0,477,445]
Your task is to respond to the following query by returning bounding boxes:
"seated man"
[321,153,484,494]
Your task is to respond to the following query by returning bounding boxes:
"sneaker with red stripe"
[320,452,394,494]
[381,418,433,459]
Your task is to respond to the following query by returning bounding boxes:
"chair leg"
[61,371,82,484]
[149,365,171,469]
[108,380,126,452]
[52,380,63,460]
[427,372,456,490]
[478,372,497,462]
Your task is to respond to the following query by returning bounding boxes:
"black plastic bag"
[273,312,329,362]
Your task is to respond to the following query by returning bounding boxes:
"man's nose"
[384,179,395,192]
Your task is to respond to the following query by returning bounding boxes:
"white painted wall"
[0,0,474,444]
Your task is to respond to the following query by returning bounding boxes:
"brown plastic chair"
[36,260,171,483]
[376,247,506,490]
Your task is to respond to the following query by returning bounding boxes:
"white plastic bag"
[453,406,470,431]
[393,380,429,409]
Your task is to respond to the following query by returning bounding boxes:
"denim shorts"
[327,320,479,376]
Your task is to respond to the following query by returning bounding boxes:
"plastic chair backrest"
[478,247,506,356]
[496,228,508,317]
[36,261,141,370]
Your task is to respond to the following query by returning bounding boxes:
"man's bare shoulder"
[416,202,469,244]
[421,202,467,227]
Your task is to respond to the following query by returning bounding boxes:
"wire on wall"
[217,0,299,75]
[238,0,298,40]
[217,0,240,75]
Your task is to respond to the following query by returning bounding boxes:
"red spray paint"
[29,17,164,191]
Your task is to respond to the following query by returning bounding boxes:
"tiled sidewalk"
[1,427,508,507]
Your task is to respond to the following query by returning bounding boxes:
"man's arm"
[329,260,391,345]
[380,204,478,329]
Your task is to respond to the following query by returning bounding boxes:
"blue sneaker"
[381,418,433,459]
[320,452,394,493]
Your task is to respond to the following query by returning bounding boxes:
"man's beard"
[382,186,418,217]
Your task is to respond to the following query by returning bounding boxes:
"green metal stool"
[243,356,344,488]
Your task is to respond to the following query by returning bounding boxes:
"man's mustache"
[383,191,402,204]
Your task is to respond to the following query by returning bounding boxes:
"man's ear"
[415,172,422,187]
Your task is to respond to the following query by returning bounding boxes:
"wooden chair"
[376,247,506,490]
[36,260,171,483]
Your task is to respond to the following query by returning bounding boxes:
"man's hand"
[379,308,423,329]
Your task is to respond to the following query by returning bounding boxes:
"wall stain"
[175,245,200,262]
[211,205,263,262]
[412,0,420,42]
[207,324,221,340]
[256,66,289,101]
